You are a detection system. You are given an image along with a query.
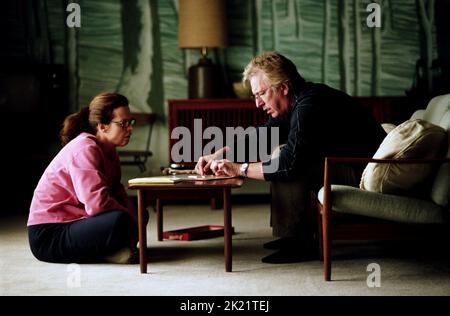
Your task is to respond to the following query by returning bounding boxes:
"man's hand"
[210,159,240,177]
[195,146,230,175]
[194,155,213,175]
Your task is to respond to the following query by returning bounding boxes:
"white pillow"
[381,123,396,134]
[360,119,446,195]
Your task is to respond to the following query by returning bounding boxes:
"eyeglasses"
[252,86,272,100]
[110,119,136,129]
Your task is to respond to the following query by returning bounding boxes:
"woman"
[28,92,140,264]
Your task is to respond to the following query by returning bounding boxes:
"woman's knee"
[104,211,137,240]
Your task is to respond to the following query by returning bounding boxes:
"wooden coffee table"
[128,178,243,273]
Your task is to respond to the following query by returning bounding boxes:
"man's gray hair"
[242,51,305,92]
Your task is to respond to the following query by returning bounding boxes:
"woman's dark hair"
[60,92,129,146]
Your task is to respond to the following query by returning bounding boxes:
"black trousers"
[28,210,138,263]
[270,162,362,241]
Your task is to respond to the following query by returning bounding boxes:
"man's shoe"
[263,237,301,250]
[261,249,317,264]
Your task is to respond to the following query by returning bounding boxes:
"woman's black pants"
[28,210,137,263]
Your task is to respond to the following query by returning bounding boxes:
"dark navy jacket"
[256,82,386,181]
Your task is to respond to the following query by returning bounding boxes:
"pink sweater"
[28,133,136,226]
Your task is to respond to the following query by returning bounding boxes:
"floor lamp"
[178,0,227,99]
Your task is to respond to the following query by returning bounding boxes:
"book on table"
[128,174,236,186]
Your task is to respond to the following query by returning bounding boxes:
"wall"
[9,0,447,176]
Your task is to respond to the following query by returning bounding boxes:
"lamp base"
[188,57,222,99]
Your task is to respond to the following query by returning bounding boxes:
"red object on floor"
[163,225,235,241]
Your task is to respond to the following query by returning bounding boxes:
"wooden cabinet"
[355,96,414,125]
[168,99,268,164]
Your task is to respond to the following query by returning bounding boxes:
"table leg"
[223,188,232,272]
[210,198,217,210]
[137,190,148,274]
[156,198,163,241]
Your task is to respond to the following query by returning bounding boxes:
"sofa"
[316,93,450,281]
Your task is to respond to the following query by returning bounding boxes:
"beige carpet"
[1,202,450,296]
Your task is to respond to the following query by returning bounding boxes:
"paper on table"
[128,174,236,186]
[181,174,236,181]
[128,176,183,186]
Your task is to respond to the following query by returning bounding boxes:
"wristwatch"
[239,163,249,177]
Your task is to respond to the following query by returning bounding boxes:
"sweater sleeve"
[114,183,138,222]
[262,99,316,181]
[68,144,129,217]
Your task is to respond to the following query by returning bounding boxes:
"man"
[195,52,386,264]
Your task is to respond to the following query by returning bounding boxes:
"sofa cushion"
[431,111,450,207]
[423,94,450,125]
[360,119,447,195]
[318,185,445,224]
[381,123,396,134]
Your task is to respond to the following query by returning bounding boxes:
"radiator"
[168,99,268,163]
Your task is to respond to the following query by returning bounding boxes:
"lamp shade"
[178,0,227,48]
